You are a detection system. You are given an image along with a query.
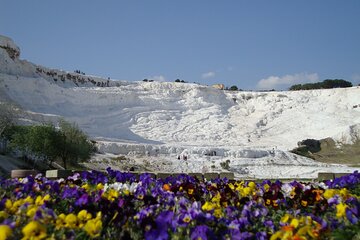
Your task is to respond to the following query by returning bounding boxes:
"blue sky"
[1,1,360,90]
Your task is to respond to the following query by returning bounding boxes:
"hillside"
[1,35,359,179]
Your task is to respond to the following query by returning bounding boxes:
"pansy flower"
[21,221,47,240]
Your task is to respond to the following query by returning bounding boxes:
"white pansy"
[56,178,65,184]
[20,178,29,184]
[316,182,329,190]
[104,182,139,194]
[281,183,293,197]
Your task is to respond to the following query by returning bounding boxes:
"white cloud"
[201,71,216,79]
[149,75,166,82]
[256,73,319,90]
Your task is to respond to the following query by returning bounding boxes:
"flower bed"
[0,169,359,239]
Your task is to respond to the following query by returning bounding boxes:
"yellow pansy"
[289,190,296,199]
[34,196,42,206]
[35,195,50,206]
[78,210,92,221]
[213,208,224,218]
[339,188,349,199]
[336,202,347,218]
[26,206,38,218]
[24,196,34,204]
[65,213,78,228]
[21,221,47,240]
[248,181,256,189]
[290,218,299,228]
[55,213,66,230]
[241,187,251,197]
[83,218,102,238]
[270,230,283,240]
[211,192,221,203]
[263,184,270,192]
[4,199,12,210]
[96,183,104,190]
[43,194,50,201]
[12,199,24,211]
[281,214,290,223]
[78,210,92,227]
[0,211,8,220]
[202,201,215,211]
[301,200,308,207]
[282,230,294,239]
[102,189,119,201]
[323,189,336,200]
[81,183,90,191]
[0,225,12,240]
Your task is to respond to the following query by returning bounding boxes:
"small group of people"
[205,150,216,156]
[177,155,188,161]
[35,67,111,87]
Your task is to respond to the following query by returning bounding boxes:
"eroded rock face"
[0,35,20,60]
[0,35,39,78]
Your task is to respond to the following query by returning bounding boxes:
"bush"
[229,85,238,91]
[57,120,95,169]
[5,120,95,169]
[0,103,16,138]
[220,160,230,170]
[289,79,353,91]
[175,79,186,83]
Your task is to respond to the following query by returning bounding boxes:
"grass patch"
[292,138,360,165]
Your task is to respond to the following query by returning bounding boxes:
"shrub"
[5,120,95,169]
[220,160,230,170]
[289,79,353,91]
[229,85,238,91]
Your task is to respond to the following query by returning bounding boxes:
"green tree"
[289,79,353,91]
[26,125,62,165]
[7,125,30,155]
[322,79,352,88]
[0,104,15,138]
[8,125,61,166]
[6,120,94,169]
[229,85,238,91]
[58,120,94,169]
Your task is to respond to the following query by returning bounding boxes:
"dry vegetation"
[311,139,360,167]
